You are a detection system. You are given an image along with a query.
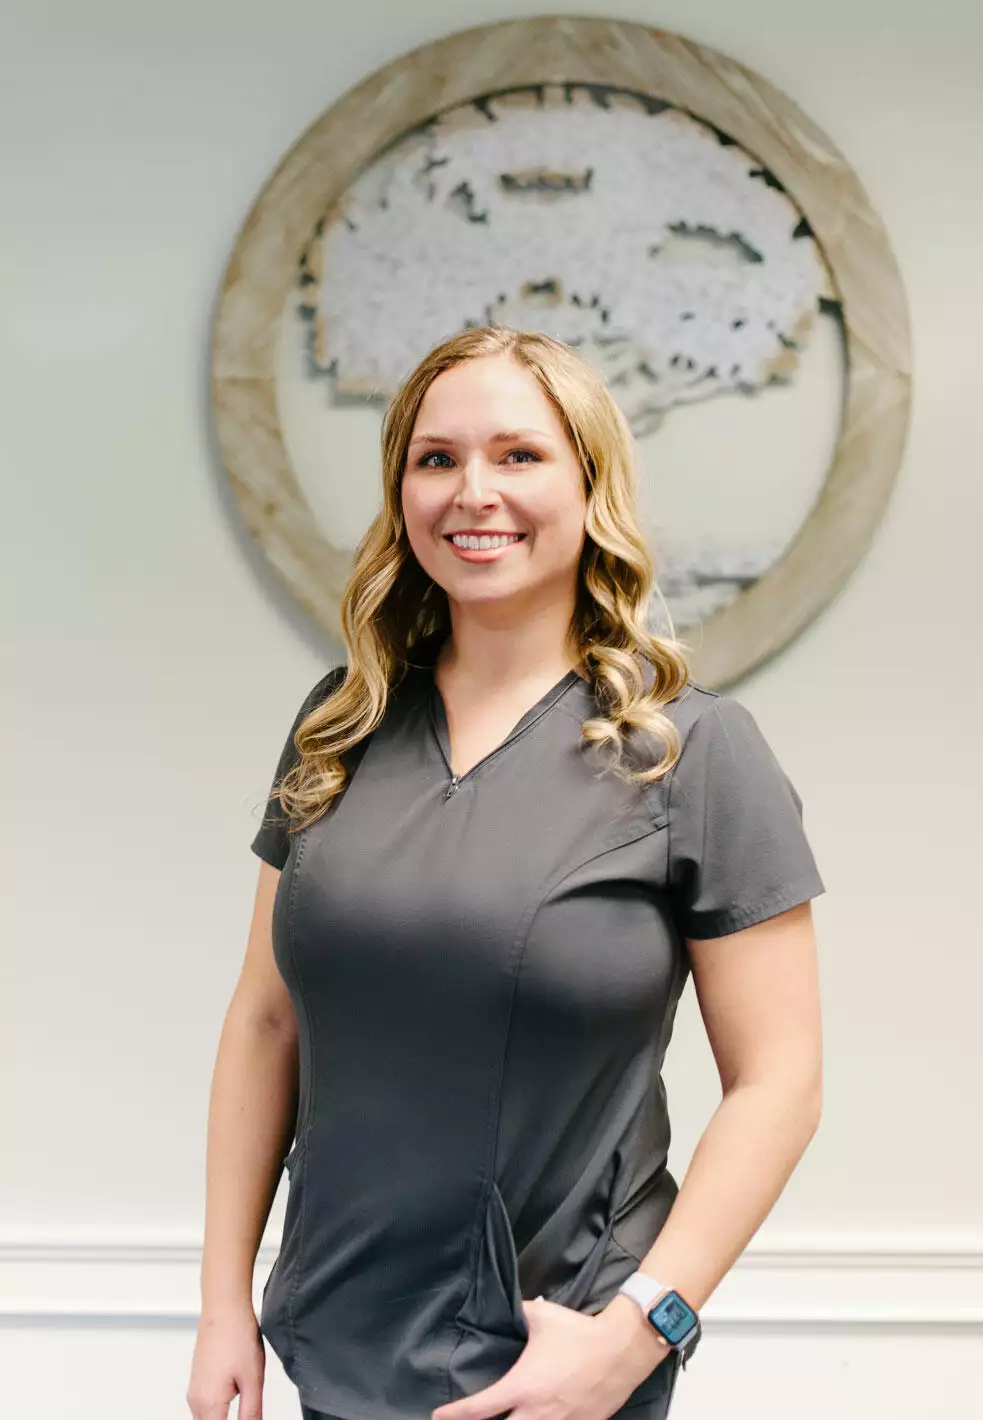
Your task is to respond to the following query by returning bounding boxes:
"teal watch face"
[648,1291,698,1345]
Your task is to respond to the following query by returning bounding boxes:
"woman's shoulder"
[622,675,759,785]
[659,679,774,761]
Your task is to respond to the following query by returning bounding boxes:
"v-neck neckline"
[426,664,585,788]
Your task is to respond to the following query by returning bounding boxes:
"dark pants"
[299,1351,683,1420]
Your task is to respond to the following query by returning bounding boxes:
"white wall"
[4,1,982,1417]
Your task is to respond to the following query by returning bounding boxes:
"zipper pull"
[444,776,460,801]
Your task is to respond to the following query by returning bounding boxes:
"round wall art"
[211,16,911,687]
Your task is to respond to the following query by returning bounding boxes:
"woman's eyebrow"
[489,429,553,443]
[408,429,553,446]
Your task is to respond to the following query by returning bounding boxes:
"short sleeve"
[666,694,826,939]
[250,665,347,870]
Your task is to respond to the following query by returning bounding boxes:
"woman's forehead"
[414,357,561,434]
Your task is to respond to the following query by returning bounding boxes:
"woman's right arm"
[187,861,300,1420]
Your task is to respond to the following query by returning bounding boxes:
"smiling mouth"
[444,533,527,548]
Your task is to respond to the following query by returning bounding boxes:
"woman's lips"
[443,534,527,562]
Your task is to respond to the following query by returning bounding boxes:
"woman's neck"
[436,608,582,691]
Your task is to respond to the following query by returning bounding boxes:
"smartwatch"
[616,1271,702,1369]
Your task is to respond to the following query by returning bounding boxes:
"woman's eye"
[415,448,540,469]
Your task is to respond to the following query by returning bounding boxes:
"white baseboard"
[2,1232,982,1328]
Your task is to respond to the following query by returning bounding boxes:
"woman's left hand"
[430,1295,670,1420]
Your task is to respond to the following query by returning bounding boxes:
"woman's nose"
[455,457,499,505]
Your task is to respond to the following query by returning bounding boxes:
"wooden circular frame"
[211,15,911,687]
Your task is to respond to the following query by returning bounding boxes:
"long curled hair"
[271,326,694,835]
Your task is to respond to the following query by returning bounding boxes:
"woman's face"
[401,354,588,619]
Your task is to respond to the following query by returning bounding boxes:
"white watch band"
[617,1269,673,1315]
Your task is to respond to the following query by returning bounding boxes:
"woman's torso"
[262,654,704,1419]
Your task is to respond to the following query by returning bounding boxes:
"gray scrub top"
[250,633,825,1420]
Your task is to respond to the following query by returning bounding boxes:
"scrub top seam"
[445,864,558,1401]
[445,804,617,1401]
[487,805,669,1157]
[283,829,317,1375]
[445,815,673,1403]
[476,811,670,1239]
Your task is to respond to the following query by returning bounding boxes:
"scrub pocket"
[298,1349,682,1420]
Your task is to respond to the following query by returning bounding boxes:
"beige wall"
[4,1,982,1417]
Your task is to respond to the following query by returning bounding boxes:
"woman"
[187,327,825,1420]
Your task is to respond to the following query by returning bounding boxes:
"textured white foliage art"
[307,86,833,436]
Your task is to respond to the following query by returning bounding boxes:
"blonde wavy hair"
[270,325,694,836]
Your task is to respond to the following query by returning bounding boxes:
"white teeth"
[451,533,523,550]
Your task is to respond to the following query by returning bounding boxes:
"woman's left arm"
[595,896,823,1372]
